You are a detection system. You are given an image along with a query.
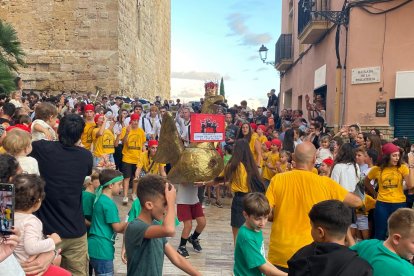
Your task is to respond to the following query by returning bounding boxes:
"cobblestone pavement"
[112,194,272,275]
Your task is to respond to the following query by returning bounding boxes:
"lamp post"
[258,44,275,66]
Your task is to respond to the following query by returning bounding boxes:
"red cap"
[85,104,95,112]
[322,158,334,167]
[382,143,400,155]
[130,113,140,121]
[250,123,257,131]
[257,125,266,132]
[264,141,272,150]
[271,139,282,148]
[148,140,158,148]
[94,114,104,123]
[6,124,31,133]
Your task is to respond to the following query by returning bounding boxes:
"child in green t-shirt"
[124,174,201,276]
[87,169,127,275]
[351,208,414,275]
[82,170,100,231]
[234,193,287,276]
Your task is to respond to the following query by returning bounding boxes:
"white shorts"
[350,214,369,231]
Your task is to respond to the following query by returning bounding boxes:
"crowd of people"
[0,79,413,276]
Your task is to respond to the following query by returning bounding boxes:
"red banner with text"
[190,113,225,143]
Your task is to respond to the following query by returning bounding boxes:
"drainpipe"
[335,65,342,133]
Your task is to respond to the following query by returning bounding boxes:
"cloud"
[171,71,231,81]
[226,13,272,46]
[252,77,259,81]
[248,55,258,61]
[173,89,202,98]
[256,67,267,72]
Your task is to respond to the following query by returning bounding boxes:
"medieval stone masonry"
[0,0,171,100]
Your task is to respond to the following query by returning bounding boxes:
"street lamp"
[258,44,275,66]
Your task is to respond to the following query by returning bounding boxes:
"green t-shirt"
[88,194,120,260]
[127,198,180,226]
[82,191,95,222]
[351,239,414,276]
[125,218,167,276]
[234,225,266,276]
[224,154,232,165]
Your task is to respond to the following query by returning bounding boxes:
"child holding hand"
[13,174,70,275]
[31,102,58,141]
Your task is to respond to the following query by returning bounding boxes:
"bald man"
[265,142,362,272]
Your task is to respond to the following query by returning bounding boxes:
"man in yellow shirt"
[265,142,362,272]
[115,113,146,204]
[81,104,96,150]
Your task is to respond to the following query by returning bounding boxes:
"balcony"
[275,34,293,72]
[298,0,331,44]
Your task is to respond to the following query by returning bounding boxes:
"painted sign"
[190,113,225,142]
[352,66,381,84]
[376,101,387,117]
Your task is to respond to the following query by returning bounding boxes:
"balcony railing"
[298,0,330,44]
[275,34,293,72]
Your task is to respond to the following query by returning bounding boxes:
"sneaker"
[214,201,223,208]
[122,197,129,205]
[177,246,190,259]
[205,199,211,206]
[131,193,137,201]
[188,236,202,253]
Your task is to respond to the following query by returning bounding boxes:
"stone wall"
[0,0,170,100]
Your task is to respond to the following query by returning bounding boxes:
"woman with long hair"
[236,122,262,169]
[364,143,414,240]
[282,128,295,153]
[366,134,382,162]
[330,143,361,193]
[224,139,265,243]
[355,132,368,149]
[330,136,344,160]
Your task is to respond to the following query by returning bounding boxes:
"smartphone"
[0,183,15,236]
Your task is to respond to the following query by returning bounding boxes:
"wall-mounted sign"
[351,66,381,84]
[376,101,387,117]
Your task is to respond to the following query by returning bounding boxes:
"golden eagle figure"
[154,83,225,183]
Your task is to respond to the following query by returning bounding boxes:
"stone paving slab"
[112,195,271,275]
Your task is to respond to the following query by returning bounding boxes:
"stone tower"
[0,0,171,100]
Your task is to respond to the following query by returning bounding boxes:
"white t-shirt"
[31,119,57,141]
[16,156,40,175]
[316,148,333,165]
[176,184,199,205]
[331,163,361,192]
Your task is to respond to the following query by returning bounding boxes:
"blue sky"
[171,0,281,109]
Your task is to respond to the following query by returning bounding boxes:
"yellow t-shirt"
[357,194,376,215]
[81,121,96,150]
[92,128,115,157]
[249,133,261,165]
[258,135,268,145]
[265,170,349,268]
[137,152,166,175]
[229,163,249,193]
[262,151,280,181]
[120,127,146,164]
[367,165,409,203]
